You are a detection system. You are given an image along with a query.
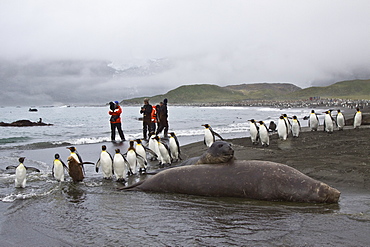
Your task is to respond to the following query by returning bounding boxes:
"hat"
[114,101,119,104]
[144,98,149,102]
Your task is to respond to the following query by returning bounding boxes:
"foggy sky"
[1,0,370,106]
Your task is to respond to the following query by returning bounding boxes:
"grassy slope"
[287,79,370,100]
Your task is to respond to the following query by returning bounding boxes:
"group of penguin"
[7,132,182,188]
[247,107,363,147]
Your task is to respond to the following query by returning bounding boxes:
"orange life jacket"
[151,106,157,123]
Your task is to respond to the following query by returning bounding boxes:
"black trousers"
[156,120,169,137]
[111,123,125,141]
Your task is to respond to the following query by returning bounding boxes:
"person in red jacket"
[108,101,126,142]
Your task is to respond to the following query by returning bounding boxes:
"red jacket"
[109,105,122,123]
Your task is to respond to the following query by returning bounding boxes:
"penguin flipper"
[96,159,101,173]
[61,160,69,172]
[25,166,41,173]
[143,146,158,158]
[5,165,17,170]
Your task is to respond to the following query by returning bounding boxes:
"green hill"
[121,83,300,105]
[121,84,247,104]
[225,83,301,99]
[286,79,370,100]
[120,80,370,105]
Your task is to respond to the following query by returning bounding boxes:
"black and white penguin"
[258,121,269,147]
[155,136,172,165]
[308,110,319,131]
[148,132,161,161]
[354,107,362,129]
[169,132,181,162]
[113,148,129,182]
[336,109,345,130]
[126,141,139,175]
[202,124,224,147]
[15,157,27,188]
[6,157,40,187]
[291,116,301,137]
[52,153,68,182]
[135,139,149,173]
[95,145,114,179]
[323,110,334,133]
[248,119,259,145]
[282,114,292,135]
[277,116,288,140]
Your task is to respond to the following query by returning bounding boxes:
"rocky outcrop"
[0,120,53,127]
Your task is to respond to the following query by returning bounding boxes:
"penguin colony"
[5,108,362,187]
[248,108,362,147]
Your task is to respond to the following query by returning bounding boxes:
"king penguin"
[277,116,288,140]
[155,136,172,165]
[323,110,334,133]
[126,141,139,175]
[135,139,149,173]
[95,145,114,179]
[169,132,181,163]
[202,124,224,147]
[336,109,345,130]
[113,148,129,182]
[283,114,292,135]
[149,132,161,161]
[52,153,68,182]
[67,146,82,163]
[291,116,301,137]
[353,107,362,129]
[308,110,319,131]
[15,157,27,188]
[248,119,259,145]
[258,121,269,147]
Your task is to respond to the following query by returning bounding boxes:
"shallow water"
[1,106,369,246]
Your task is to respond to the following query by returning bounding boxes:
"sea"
[0,105,369,246]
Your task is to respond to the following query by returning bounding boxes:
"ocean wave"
[0,136,32,145]
[1,187,58,202]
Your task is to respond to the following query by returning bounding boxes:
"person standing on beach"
[109,101,126,142]
[140,98,153,140]
[156,98,169,138]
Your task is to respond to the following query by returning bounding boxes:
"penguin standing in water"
[113,149,129,182]
[67,146,82,163]
[248,119,259,145]
[258,121,269,147]
[277,116,288,140]
[308,110,319,131]
[135,139,149,173]
[291,116,301,137]
[52,153,68,182]
[336,109,345,130]
[6,157,40,187]
[169,132,181,163]
[67,156,94,183]
[202,124,224,147]
[155,136,172,165]
[354,107,362,129]
[15,157,27,188]
[95,145,114,179]
[323,110,335,133]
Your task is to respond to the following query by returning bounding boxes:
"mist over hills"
[0,58,369,106]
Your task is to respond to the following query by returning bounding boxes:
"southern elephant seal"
[120,159,340,203]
